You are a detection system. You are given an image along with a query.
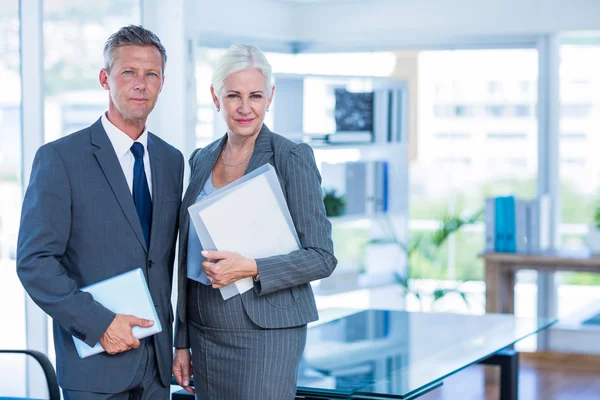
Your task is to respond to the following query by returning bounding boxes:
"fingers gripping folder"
[187,164,301,300]
[72,268,162,358]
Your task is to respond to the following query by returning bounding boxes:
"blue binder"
[494,197,505,252]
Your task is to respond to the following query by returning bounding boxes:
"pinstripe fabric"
[175,125,337,348]
[18,119,184,393]
[188,310,306,400]
[174,125,335,398]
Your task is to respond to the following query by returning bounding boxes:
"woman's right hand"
[173,348,195,394]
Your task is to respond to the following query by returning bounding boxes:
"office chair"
[0,350,60,400]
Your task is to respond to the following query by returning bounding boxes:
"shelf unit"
[270,73,411,292]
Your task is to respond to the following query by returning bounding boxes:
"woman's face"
[212,68,274,138]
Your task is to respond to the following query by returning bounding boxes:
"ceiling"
[190,0,600,53]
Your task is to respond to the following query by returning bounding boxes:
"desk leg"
[484,263,516,387]
[479,348,519,400]
[485,261,501,313]
[486,261,516,315]
[501,268,516,315]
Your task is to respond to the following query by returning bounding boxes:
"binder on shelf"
[188,164,301,300]
[494,197,506,252]
[529,195,551,253]
[73,268,162,359]
[484,198,495,252]
[505,196,517,253]
[485,195,551,254]
[321,161,389,217]
[514,198,528,253]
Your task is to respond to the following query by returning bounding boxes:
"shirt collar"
[101,112,149,159]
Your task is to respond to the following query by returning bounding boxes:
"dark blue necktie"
[131,142,152,248]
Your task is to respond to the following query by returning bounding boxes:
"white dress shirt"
[101,113,152,199]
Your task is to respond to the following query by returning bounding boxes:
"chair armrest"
[0,350,60,400]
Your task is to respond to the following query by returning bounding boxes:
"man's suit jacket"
[17,118,184,392]
[174,124,337,347]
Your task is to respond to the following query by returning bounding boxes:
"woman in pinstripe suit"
[172,44,337,399]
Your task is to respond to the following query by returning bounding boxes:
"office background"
[1,0,600,397]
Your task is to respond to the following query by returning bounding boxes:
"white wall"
[190,0,600,52]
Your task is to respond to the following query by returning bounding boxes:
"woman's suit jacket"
[175,125,337,347]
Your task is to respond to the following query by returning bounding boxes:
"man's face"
[100,45,164,123]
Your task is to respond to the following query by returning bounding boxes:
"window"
[434,157,472,165]
[412,49,538,285]
[515,104,531,117]
[560,103,593,117]
[558,35,600,297]
[434,105,454,117]
[519,80,532,93]
[195,48,226,147]
[485,105,505,117]
[0,1,26,396]
[488,81,503,94]
[433,132,471,140]
[43,1,140,143]
[561,158,586,166]
[560,132,586,140]
[454,105,467,116]
[487,132,527,140]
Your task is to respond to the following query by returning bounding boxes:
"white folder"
[72,268,162,359]
[188,164,301,300]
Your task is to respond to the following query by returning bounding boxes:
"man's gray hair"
[103,25,167,74]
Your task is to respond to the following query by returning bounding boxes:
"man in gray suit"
[17,25,183,399]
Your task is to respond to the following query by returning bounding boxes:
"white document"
[72,268,162,359]
[188,164,301,300]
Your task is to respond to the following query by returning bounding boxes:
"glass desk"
[171,309,556,400]
[296,309,556,400]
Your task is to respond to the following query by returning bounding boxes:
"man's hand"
[99,314,154,355]
[173,348,195,394]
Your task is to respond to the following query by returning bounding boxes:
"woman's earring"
[216,107,220,112]
[266,108,270,112]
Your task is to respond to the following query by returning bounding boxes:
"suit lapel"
[148,133,162,254]
[244,124,274,175]
[179,136,225,241]
[180,125,274,245]
[91,119,148,253]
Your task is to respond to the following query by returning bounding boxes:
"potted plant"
[323,188,346,217]
[383,210,482,311]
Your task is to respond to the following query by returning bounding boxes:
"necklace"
[221,150,253,167]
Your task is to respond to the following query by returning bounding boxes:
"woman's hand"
[201,250,258,288]
[173,348,195,394]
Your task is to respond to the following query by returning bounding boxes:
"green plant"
[594,206,600,230]
[371,210,482,309]
[323,188,346,217]
[393,272,469,310]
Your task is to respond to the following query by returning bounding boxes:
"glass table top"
[297,309,556,399]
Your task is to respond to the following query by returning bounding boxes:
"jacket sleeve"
[254,143,337,296]
[173,147,202,349]
[17,145,115,347]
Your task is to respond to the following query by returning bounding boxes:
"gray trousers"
[62,339,168,400]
